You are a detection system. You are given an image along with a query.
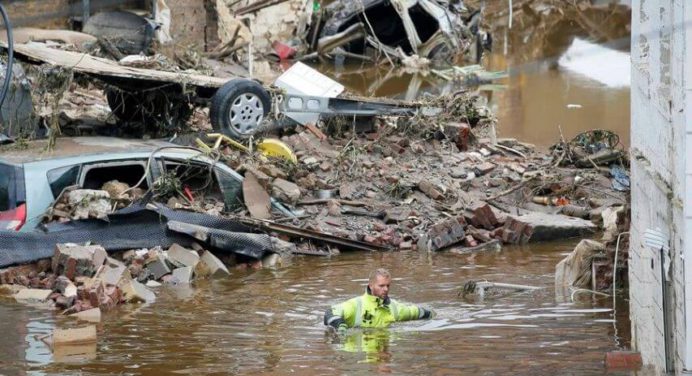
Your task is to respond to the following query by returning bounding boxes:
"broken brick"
[464,202,499,231]
[605,351,642,370]
[52,244,107,280]
[473,162,496,176]
[440,122,471,151]
[417,216,467,252]
[418,180,444,200]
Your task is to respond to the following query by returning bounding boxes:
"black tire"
[210,79,271,140]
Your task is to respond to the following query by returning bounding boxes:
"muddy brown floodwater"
[1,6,633,375]
[1,240,630,375]
[318,19,631,150]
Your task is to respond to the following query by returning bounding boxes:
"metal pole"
[82,0,90,24]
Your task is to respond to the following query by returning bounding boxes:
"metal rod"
[82,0,90,24]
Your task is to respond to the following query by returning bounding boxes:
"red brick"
[465,202,499,230]
[418,181,444,200]
[605,351,642,370]
[501,217,535,245]
[417,216,466,251]
[442,122,470,151]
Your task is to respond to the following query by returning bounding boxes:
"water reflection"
[312,2,631,149]
[0,240,630,375]
[333,329,393,364]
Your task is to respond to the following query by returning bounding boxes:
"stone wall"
[226,0,311,53]
[167,0,220,51]
[630,0,691,374]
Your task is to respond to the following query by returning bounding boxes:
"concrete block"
[261,253,280,268]
[14,288,52,302]
[502,212,596,244]
[97,264,128,287]
[195,251,230,278]
[145,254,172,280]
[69,308,101,323]
[473,162,496,176]
[166,244,200,268]
[120,280,155,303]
[53,325,97,345]
[271,178,301,204]
[64,282,78,298]
[168,267,194,284]
[52,244,107,280]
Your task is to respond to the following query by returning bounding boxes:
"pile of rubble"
[0,240,283,315]
[201,94,627,258]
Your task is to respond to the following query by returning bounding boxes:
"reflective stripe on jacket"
[328,292,423,328]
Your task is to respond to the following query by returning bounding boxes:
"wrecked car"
[308,0,486,63]
[0,137,292,231]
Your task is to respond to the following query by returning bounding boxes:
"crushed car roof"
[0,137,191,165]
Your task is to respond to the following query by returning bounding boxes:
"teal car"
[0,137,291,231]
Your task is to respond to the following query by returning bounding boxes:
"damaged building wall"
[6,0,143,28]
[630,0,691,374]
[167,0,220,50]
[226,0,310,53]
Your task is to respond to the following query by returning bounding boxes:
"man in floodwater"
[324,268,433,332]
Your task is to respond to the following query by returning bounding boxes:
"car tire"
[210,79,271,140]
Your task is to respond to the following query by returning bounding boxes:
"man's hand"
[420,308,434,319]
[337,323,348,335]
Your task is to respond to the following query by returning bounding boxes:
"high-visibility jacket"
[324,291,430,329]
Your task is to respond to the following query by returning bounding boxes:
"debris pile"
[0,240,286,316]
[0,0,632,328]
[189,91,628,256]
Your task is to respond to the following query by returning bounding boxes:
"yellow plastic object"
[257,139,297,164]
[207,133,250,153]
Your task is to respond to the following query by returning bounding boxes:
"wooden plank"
[243,171,272,220]
[7,42,232,88]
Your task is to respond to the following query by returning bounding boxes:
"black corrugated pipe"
[0,3,13,109]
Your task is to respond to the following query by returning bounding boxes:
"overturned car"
[308,0,487,63]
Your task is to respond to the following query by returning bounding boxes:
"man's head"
[368,268,391,299]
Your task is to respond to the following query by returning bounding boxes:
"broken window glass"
[81,161,148,190]
[214,168,243,211]
[47,165,80,198]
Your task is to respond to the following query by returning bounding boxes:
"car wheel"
[210,79,272,140]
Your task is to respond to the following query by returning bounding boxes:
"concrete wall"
[630,0,691,374]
